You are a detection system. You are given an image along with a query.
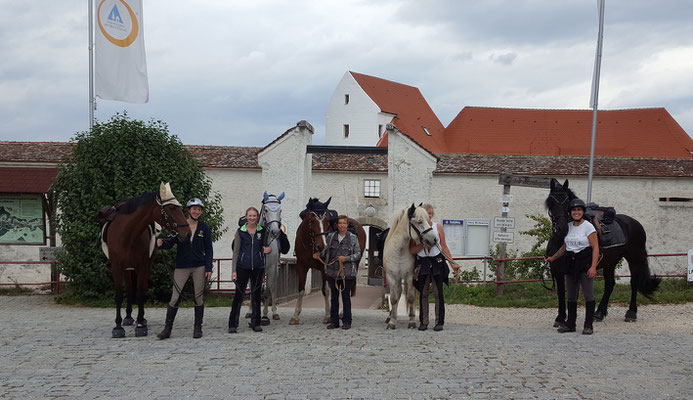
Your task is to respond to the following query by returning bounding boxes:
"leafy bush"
[488,214,550,281]
[52,113,226,301]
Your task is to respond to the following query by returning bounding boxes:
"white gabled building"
[325,71,446,151]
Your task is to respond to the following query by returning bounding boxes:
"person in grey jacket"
[313,215,361,330]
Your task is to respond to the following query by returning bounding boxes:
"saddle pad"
[599,221,626,249]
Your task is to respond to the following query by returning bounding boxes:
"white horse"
[246,191,285,325]
[383,204,437,329]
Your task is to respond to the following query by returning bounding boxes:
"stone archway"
[353,216,388,286]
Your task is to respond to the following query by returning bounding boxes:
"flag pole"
[88,0,95,129]
[587,0,605,203]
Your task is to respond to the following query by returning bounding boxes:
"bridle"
[306,212,330,252]
[157,196,189,233]
[408,216,433,255]
[260,198,283,247]
[542,190,571,291]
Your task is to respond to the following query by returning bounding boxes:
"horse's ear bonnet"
[158,182,182,207]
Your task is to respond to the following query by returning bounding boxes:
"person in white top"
[409,204,461,331]
[545,198,600,334]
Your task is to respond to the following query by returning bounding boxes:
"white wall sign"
[501,194,513,203]
[442,219,465,256]
[39,247,63,262]
[492,232,514,243]
[493,217,515,229]
[688,249,693,282]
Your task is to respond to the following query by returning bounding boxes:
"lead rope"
[317,255,346,293]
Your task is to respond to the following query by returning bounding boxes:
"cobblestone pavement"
[1,296,691,399]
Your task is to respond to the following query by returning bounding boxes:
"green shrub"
[51,113,226,302]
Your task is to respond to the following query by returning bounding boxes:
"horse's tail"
[625,216,661,299]
[635,248,661,299]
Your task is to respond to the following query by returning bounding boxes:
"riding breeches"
[565,272,595,302]
[169,266,206,307]
[228,267,264,328]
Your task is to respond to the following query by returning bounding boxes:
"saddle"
[585,203,626,248]
[97,201,126,225]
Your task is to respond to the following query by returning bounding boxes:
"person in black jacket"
[228,207,271,333]
[156,198,214,339]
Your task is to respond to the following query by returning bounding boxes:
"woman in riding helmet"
[545,198,600,335]
[157,198,214,339]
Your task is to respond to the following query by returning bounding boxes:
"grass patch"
[0,286,37,296]
[445,278,693,308]
[54,287,238,308]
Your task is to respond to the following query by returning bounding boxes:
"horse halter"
[260,199,282,246]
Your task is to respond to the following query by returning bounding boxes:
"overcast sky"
[1,0,692,147]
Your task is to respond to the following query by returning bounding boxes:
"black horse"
[545,179,660,325]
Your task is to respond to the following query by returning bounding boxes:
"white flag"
[95,0,149,103]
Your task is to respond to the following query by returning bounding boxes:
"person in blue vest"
[228,207,271,333]
[156,198,213,339]
[314,215,361,330]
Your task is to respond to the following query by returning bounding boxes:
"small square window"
[344,94,350,104]
[343,124,349,138]
[364,180,380,198]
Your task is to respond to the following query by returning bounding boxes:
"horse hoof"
[387,323,396,330]
[122,317,134,326]
[624,311,637,322]
[260,317,271,326]
[135,326,148,337]
[408,322,417,329]
[245,312,251,319]
[272,314,280,320]
[593,310,606,322]
[112,327,125,338]
[139,318,148,327]
[289,318,300,325]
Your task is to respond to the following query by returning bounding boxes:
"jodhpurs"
[229,267,264,328]
[169,266,206,307]
[565,272,595,302]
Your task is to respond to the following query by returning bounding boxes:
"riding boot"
[557,301,577,333]
[583,300,595,335]
[157,306,178,340]
[193,304,204,339]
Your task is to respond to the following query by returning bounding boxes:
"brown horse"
[290,204,366,325]
[100,183,191,338]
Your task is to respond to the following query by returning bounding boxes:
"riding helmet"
[186,198,205,209]
[569,198,586,211]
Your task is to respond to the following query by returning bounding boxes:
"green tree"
[52,113,225,300]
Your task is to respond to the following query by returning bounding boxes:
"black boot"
[558,301,577,333]
[157,306,178,340]
[193,304,204,339]
[583,300,595,335]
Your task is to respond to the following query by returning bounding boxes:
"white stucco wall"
[325,71,387,146]
[310,170,389,225]
[387,130,437,216]
[431,174,693,277]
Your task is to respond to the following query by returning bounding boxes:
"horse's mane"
[116,191,157,215]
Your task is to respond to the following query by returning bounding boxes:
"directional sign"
[498,173,552,189]
[492,232,514,243]
[494,217,515,229]
[39,247,63,262]
[501,194,513,203]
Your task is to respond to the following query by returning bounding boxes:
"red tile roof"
[445,107,693,159]
[0,141,74,163]
[350,72,447,153]
[0,167,58,193]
